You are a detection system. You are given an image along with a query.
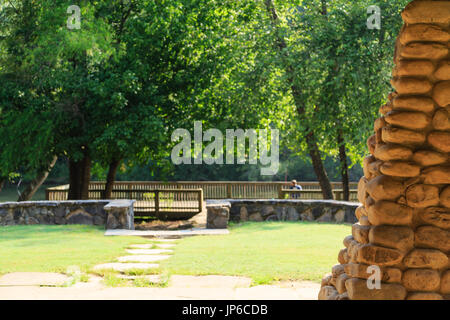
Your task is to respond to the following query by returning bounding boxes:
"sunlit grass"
[160,222,351,283]
[0,225,148,274]
[0,222,351,285]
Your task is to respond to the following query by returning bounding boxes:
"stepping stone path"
[92,238,178,277]
[117,255,171,263]
[155,244,175,249]
[126,249,173,255]
[129,244,154,249]
[93,263,159,273]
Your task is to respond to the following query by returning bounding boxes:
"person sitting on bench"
[290,180,302,199]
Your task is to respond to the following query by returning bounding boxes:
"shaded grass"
[0,185,52,202]
[0,225,149,274]
[160,222,351,284]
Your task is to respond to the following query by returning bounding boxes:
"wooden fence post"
[278,184,283,199]
[198,189,203,213]
[155,190,160,216]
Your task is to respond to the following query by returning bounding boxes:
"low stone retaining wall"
[206,200,359,227]
[0,200,135,230]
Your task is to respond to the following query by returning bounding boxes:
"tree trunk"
[305,133,334,199]
[264,0,334,199]
[68,159,82,200]
[0,177,6,193]
[80,154,91,200]
[103,159,121,199]
[68,152,91,200]
[337,131,350,201]
[18,156,58,201]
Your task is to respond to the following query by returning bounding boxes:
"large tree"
[0,0,411,201]
[0,0,280,199]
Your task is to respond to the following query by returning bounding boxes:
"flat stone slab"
[92,263,159,272]
[128,244,155,249]
[105,228,229,237]
[0,272,69,287]
[169,275,252,289]
[154,239,178,242]
[125,249,173,255]
[117,255,171,263]
[155,244,175,249]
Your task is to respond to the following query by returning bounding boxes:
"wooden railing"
[281,189,358,202]
[131,189,203,219]
[46,186,203,219]
[46,181,358,201]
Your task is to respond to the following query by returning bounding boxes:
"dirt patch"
[135,208,206,230]
[135,220,194,230]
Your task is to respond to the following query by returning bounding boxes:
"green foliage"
[0,0,411,185]
[260,0,409,167]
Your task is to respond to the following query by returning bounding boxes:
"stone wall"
[0,200,135,230]
[206,200,359,225]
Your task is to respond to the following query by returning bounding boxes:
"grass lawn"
[0,225,147,274]
[0,222,351,284]
[160,222,351,284]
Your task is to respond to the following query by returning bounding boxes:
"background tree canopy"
[0,0,410,200]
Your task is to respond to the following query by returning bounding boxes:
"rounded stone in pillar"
[402,269,441,292]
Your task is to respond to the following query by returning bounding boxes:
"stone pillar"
[206,201,230,229]
[104,200,135,230]
[319,0,450,300]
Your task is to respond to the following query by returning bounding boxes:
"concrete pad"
[105,228,229,237]
[0,285,319,300]
[0,286,234,300]
[154,239,178,242]
[155,244,176,249]
[151,287,236,300]
[275,280,320,290]
[273,281,321,300]
[125,249,173,255]
[71,276,104,289]
[169,275,252,289]
[295,287,320,300]
[117,255,170,263]
[92,263,159,273]
[234,286,303,300]
[144,236,182,240]
[0,275,320,300]
[0,272,69,287]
